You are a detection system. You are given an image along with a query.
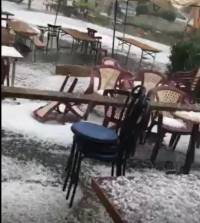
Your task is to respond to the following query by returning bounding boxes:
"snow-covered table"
[92,174,200,223]
[1,11,14,28]
[117,37,161,67]
[2,45,23,87]
[174,111,200,174]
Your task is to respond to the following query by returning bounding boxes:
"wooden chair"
[1,58,10,86]
[33,74,78,123]
[149,86,193,163]
[171,68,200,102]
[102,89,130,130]
[133,69,167,95]
[92,64,134,95]
[58,65,134,121]
[33,65,95,123]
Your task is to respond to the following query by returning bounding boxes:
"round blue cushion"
[71,122,118,144]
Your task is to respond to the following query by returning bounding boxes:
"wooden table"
[2,86,200,113]
[92,177,127,223]
[61,27,100,54]
[117,37,161,67]
[174,111,200,174]
[9,20,39,38]
[1,46,23,87]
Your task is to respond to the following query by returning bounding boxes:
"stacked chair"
[62,86,150,207]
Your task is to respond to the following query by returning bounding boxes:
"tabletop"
[2,11,14,16]
[174,111,200,124]
[62,27,99,42]
[9,20,39,37]
[117,37,161,53]
[1,46,23,59]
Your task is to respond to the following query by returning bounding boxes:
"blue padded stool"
[63,122,119,208]
[71,122,118,144]
[63,86,150,208]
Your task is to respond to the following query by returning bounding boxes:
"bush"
[136,4,149,16]
[168,33,200,100]
[158,10,176,22]
[168,33,200,72]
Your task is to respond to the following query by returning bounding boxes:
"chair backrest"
[1,58,10,86]
[92,65,134,94]
[87,27,97,37]
[191,68,200,92]
[101,57,121,69]
[148,85,190,117]
[102,89,130,130]
[135,69,167,94]
[118,86,150,158]
[171,68,199,91]
[47,24,61,36]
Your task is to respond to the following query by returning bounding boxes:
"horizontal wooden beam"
[1,86,123,106]
[2,86,200,112]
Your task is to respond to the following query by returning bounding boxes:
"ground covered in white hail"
[2,1,200,223]
[100,170,200,223]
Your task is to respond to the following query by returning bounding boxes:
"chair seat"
[71,122,118,144]
[162,116,192,133]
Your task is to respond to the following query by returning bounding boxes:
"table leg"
[181,124,199,174]
[138,50,144,69]
[125,44,131,65]
[11,59,16,87]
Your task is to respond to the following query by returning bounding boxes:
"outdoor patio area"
[1,1,200,223]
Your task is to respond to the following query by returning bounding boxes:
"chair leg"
[69,152,82,208]
[63,139,76,191]
[169,134,176,147]
[171,135,181,151]
[150,115,164,164]
[6,75,9,87]
[144,120,157,142]
[66,149,79,200]
[57,36,59,51]
[46,34,50,54]
[150,131,164,164]
[111,161,115,176]
[51,37,53,48]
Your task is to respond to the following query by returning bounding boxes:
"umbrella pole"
[112,0,118,57]
[54,0,62,25]
[122,0,129,51]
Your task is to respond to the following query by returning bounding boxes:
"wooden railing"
[2,86,200,112]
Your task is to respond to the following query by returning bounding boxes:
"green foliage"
[136,4,176,22]
[136,4,149,16]
[158,11,176,22]
[168,33,200,72]
[74,0,95,10]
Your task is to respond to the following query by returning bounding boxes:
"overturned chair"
[33,65,94,123]
[33,64,134,124]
